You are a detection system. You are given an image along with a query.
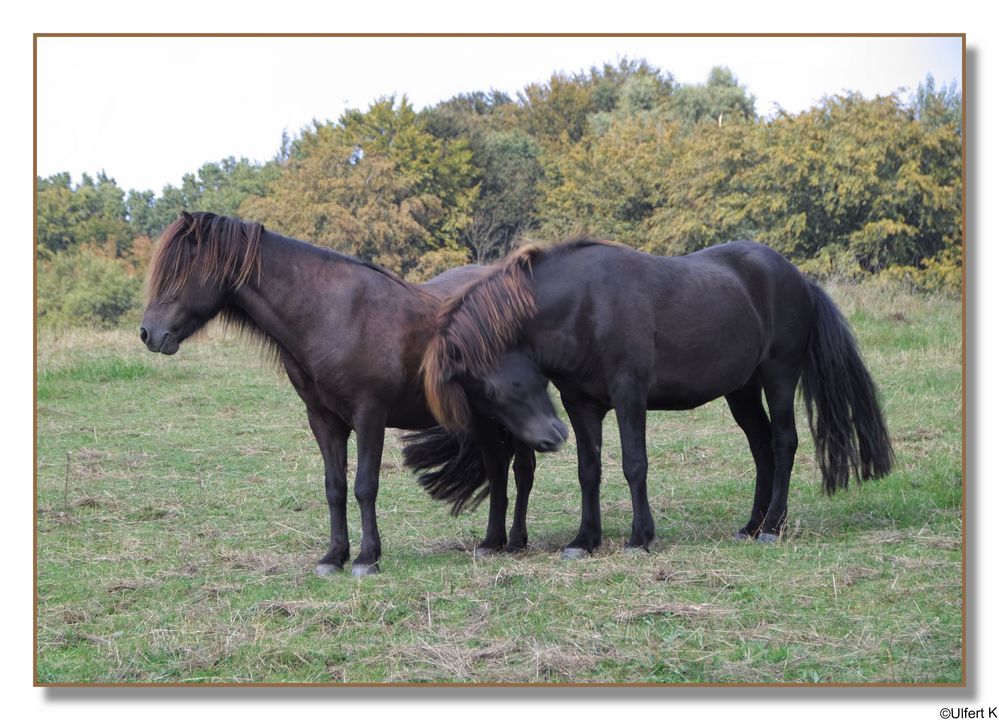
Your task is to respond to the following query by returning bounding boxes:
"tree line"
[36,59,962,328]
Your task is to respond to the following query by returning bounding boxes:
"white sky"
[37,35,963,194]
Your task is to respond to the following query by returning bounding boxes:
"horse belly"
[647,340,761,410]
[646,383,741,411]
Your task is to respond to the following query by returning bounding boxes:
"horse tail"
[800,283,895,494]
[401,427,490,515]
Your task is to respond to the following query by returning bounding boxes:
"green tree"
[133,157,279,238]
[516,72,598,147]
[587,63,675,135]
[421,90,516,142]
[36,172,132,257]
[241,97,478,279]
[462,128,544,260]
[667,66,756,128]
[911,73,961,134]
[747,93,961,274]
[37,246,142,328]
[644,119,763,254]
[537,113,676,244]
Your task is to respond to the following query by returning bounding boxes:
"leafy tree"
[537,113,676,244]
[36,56,965,331]
[516,72,598,147]
[667,66,756,128]
[37,245,142,328]
[587,63,675,135]
[36,172,132,257]
[911,73,961,134]
[748,93,961,274]
[644,119,763,254]
[424,92,541,261]
[132,157,280,238]
[462,129,543,261]
[241,97,477,279]
[421,90,516,142]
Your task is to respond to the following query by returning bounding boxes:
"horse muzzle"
[140,326,179,355]
[535,419,570,452]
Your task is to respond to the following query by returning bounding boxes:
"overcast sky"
[37,35,962,194]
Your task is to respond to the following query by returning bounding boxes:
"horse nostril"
[538,436,562,452]
[139,327,148,344]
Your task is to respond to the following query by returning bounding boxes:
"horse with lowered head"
[411,238,895,555]
[140,211,565,575]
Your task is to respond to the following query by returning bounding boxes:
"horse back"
[529,241,813,409]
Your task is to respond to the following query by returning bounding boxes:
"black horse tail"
[801,283,895,495]
[401,427,490,515]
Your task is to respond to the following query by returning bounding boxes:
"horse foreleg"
[562,400,607,557]
[351,411,387,575]
[725,380,775,540]
[308,410,351,575]
[613,391,655,551]
[472,419,512,556]
[507,441,536,552]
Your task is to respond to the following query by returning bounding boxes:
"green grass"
[35,282,963,684]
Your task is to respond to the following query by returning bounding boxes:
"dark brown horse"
[413,239,894,554]
[139,211,565,575]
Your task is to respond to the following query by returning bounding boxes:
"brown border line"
[33,32,968,690]
[960,31,968,691]
[33,30,40,692]
[34,32,966,38]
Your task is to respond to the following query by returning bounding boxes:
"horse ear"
[178,210,194,226]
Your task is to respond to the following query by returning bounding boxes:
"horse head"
[463,350,568,453]
[140,211,262,354]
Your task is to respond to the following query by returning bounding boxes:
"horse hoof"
[756,533,780,545]
[561,547,589,560]
[733,529,753,541]
[315,563,343,577]
[473,546,499,559]
[351,563,380,577]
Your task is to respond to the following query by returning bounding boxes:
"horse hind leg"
[757,368,802,544]
[350,410,387,576]
[724,379,775,541]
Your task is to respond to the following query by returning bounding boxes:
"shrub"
[38,247,143,329]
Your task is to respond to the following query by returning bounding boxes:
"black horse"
[139,212,565,575]
[414,238,894,554]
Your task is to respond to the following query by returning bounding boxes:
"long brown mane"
[146,211,264,304]
[422,246,539,431]
[422,238,614,431]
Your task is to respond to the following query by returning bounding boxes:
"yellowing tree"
[241,97,477,280]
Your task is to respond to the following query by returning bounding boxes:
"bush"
[38,247,143,329]
[880,246,962,295]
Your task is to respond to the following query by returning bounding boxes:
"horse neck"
[229,231,430,359]
[519,258,592,377]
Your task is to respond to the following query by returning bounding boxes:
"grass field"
[35,281,963,684]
